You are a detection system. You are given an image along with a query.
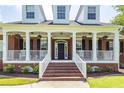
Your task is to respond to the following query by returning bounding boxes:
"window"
[76,40,82,50]
[57,6,66,19]
[87,7,96,20]
[120,41,123,53]
[107,41,113,50]
[40,40,47,50]
[26,5,35,19]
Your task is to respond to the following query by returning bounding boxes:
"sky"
[0,5,118,23]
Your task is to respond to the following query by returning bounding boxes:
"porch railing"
[30,50,47,61]
[7,50,26,61]
[77,50,93,61]
[97,50,114,61]
[74,53,87,79]
[39,53,51,78]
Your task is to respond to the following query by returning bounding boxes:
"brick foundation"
[87,63,118,72]
[3,63,38,72]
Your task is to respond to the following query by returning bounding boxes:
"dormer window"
[87,7,96,20]
[26,5,35,19]
[57,6,66,19]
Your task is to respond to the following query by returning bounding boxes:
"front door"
[58,43,64,59]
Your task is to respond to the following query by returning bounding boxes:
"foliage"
[105,66,113,72]
[87,66,92,73]
[4,64,15,73]
[21,66,32,74]
[33,65,39,74]
[112,5,124,26]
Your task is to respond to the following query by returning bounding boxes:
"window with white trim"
[76,40,82,50]
[40,39,47,50]
[87,7,96,20]
[57,6,66,19]
[26,5,35,19]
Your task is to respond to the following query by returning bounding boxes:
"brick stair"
[40,63,84,81]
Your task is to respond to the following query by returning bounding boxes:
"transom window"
[26,5,35,19]
[57,6,66,19]
[87,6,96,20]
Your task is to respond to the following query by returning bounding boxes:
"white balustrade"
[7,50,26,61]
[30,50,47,61]
[77,50,93,61]
[39,53,51,78]
[74,53,87,79]
[97,50,114,61]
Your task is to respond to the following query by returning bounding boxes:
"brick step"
[46,67,78,70]
[40,77,85,81]
[43,73,83,77]
[48,63,76,67]
[45,69,80,73]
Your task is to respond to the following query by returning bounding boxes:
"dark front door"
[58,43,64,59]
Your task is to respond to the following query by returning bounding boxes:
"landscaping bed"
[88,75,124,88]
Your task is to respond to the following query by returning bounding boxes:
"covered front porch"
[2,30,119,63]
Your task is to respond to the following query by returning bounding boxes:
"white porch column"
[26,32,30,61]
[113,32,119,62]
[3,31,8,61]
[73,32,76,61]
[92,32,97,62]
[48,32,51,59]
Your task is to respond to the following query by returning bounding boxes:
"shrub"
[4,64,15,73]
[21,66,33,74]
[94,67,102,73]
[87,65,92,73]
[106,66,113,72]
[33,65,39,74]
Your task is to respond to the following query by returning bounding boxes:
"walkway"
[0,81,89,88]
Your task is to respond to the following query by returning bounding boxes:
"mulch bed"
[88,72,124,77]
[0,72,38,78]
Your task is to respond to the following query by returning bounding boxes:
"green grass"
[88,75,124,88]
[0,77,38,86]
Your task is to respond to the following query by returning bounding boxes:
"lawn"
[88,75,124,88]
[0,77,38,86]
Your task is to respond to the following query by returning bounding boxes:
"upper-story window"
[57,6,66,19]
[87,7,96,20]
[26,5,35,19]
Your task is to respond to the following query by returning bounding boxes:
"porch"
[1,30,119,79]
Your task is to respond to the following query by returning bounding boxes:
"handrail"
[39,53,51,78]
[74,53,87,79]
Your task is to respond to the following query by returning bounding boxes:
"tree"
[112,6,124,26]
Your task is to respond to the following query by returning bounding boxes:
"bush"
[4,64,15,73]
[106,66,113,72]
[87,66,92,73]
[21,66,33,74]
[33,65,39,74]
[94,67,102,73]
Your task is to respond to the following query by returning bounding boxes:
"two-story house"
[0,5,122,80]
